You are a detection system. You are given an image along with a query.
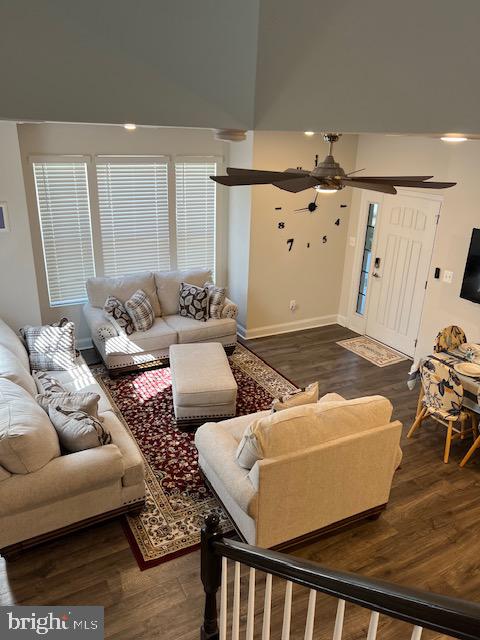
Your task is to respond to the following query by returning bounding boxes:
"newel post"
[200,513,222,640]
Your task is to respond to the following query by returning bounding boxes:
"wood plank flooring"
[2,325,480,640]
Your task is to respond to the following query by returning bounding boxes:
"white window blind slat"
[96,162,171,276]
[33,162,95,307]
[175,162,216,274]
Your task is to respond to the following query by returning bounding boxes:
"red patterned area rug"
[96,344,297,570]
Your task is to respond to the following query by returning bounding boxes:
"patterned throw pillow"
[271,382,319,412]
[104,296,135,335]
[21,322,76,371]
[178,282,209,322]
[37,391,102,421]
[206,282,227,319]
[125,289,155,332]
[32,371,66,394]
[47,406,111,453]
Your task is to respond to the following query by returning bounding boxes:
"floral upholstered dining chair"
[433,325,467,353]
[407,358,472,463]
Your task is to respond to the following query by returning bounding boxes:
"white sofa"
[0,318,145,557]
[83,268,238,373]
[195,393,403,548]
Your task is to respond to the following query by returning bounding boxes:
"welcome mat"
[336,336,409,367]
[96,345,297,569]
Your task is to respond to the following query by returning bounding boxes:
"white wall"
[17,123,229,344]
[340,134,480,360]
[0,122,41,330]
[227,131,358,337]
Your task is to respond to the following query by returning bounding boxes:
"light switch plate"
[443,270,453,284]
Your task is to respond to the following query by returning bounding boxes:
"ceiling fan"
[210,133,456,195]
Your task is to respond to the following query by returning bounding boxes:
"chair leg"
[407,407,427,439]
[460,434,480,468]
[444,424,453,464]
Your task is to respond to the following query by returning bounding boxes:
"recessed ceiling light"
[124,123,137,131]
[440,135,467,142]
[304,131,315,136]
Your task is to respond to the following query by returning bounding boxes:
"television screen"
[460,228,480,304]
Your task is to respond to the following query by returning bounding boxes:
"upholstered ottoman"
[169,342,237,429]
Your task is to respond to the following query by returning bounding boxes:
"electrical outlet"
[443,270,454,284]
[289,300,296,312]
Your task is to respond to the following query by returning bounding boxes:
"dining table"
[408,346,480,418]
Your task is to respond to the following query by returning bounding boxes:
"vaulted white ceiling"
[1,0,480,134]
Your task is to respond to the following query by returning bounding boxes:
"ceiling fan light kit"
[210,132,457,195]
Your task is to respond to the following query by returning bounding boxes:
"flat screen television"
[460,228,480,304]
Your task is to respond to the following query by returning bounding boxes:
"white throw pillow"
[235,423,263,470]
[271,382,319,412]
[0,378,60,474]
[47,406,111,453]
[21,322,77,371]
[37,391,103,422]
[124,289,155,331]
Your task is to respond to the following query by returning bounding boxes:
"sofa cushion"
[0,318,29,369]
[103,318,177,355]
[318,392,345,403]
[51,358,111,414]
[0,348,37,396]
[0,378,60,474]
[154,268,212,316]
[86,272,161,316]
[163,315,236,343]
[32,371,66,394]
[245,395,393,461]
[0,464,11,482]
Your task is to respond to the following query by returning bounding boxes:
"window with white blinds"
[96,160,170,276]
[33,162,95,307]
[175,161,216,274]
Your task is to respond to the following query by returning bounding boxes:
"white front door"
[365,192,441,357]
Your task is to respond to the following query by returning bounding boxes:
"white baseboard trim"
[337,315,347,328]
[77,337,93,350]
[238,315,341,340]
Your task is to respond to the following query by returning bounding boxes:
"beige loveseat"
[195,393,402,548]
[83,268,238,373]
[0,318,145,556]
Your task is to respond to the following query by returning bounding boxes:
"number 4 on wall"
[287,238,294,252]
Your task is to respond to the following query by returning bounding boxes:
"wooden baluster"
[219,557,228,640]
[232,561,241,640]
[410,626,423,640]
[201,514,222,640]
[262,573,273,640]
[304,589,317,640]
[281,581,293,640]
[366,611,379,640]
[333,599,345,640]
[246,568,256,640]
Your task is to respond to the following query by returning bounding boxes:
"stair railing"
[200,514,480,640]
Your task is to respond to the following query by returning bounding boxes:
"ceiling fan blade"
[210,172,304,186]
[273,176,320,193]
[224,167,306,181]
[349,176,434,182]
[341,179,397,194]
[388,180,457,189]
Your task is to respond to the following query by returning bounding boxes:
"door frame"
[345,188,443,348]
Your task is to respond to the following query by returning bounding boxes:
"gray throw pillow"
[21,322,76,371]
[32,371,66,394]
[47,406,111,453]
[37,391,103,421]
[125,289,155,331]
[206,282,227,319]
[104,295,135,335]
[178,282,209,322]
[235,423,263,470]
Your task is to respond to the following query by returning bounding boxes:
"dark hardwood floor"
[2,325,479,640]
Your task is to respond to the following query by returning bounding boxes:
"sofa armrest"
[83,303,118,341]
[0,444,124,516]
[221,298,238,320]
